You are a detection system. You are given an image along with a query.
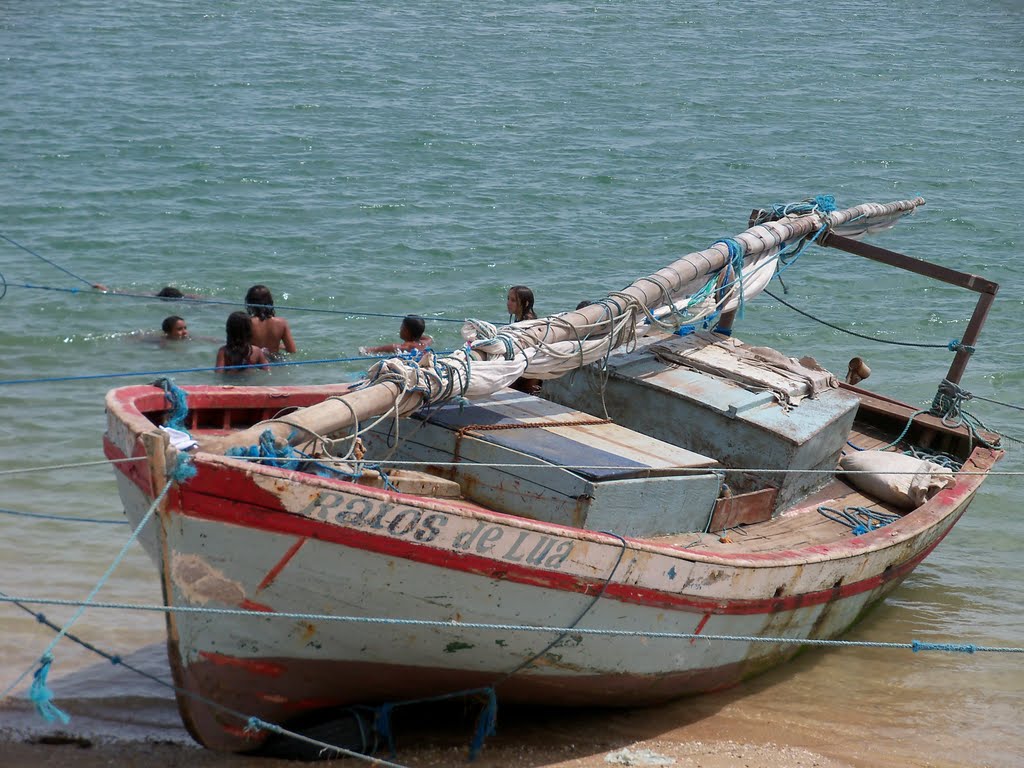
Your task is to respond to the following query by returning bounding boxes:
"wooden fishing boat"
[102,196,1002,754]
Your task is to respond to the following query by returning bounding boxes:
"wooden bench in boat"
[361,391,724,537]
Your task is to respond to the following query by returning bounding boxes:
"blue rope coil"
[152,377,190,432]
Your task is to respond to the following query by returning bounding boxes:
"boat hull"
[103,387,995,752]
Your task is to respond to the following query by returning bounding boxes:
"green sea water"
[1,2,1022,765]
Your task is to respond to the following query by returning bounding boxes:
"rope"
[818,505,902,536]
[0,505,127,525]
[6,279,493,324]
[968,393,1024,413]
[371,687,497,761]
[0,587,397,765]
[0,355,392,386]
[0,457,144,477]
[153,377,190,432]
[1,594,1019,654]
[931,380,1001,450]
[765,289,967,349]
[749,195,838,224]
[0,476,174,713]
[494,531,629,685]
[245,717,406,766]
[0,233,96,287]
[456,418,613,439]
[222,455,1018,476]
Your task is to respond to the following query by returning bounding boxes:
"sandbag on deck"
[839,450,955,509]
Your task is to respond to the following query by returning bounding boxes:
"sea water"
[0,2,1021,765]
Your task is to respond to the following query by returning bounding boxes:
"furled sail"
[208,197,924,454]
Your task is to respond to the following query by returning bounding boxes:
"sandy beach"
[1,675,985,768]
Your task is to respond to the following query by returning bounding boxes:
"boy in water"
[360,315,433,355]
[245,284,297,356]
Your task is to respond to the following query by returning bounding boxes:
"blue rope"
[712,238,746,321]
[28,654,70,724]
[912,640,976,654]
[7,280,488,324]
[0,355,391,386]
[375,702,396,756]
[226,430,305,471]
[0,505,127,525]
[752,195,837,222]
[818,505,901,536]
[172,452,198,482]
[373,687,498,760]
[469,687,498,760]
[0,233,96,287]
[153,377,190,432]
[0,475,178,719]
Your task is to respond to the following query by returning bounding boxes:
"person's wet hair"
[157,286,184,300]
[402,315,426,340]
[245,285,275,321]
[575,300,593,310]
[223,311,254,367]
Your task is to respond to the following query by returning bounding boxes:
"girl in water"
[215,311,270,373]
[506,285,542,395]
[506,284,537,322]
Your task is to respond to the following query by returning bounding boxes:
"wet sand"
[1,688,979,768]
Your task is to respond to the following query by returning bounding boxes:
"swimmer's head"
[400,315,426,341]
[162,315,188,340]
[507,285,536,321]
[245,285,275,320]
[157,286,184,300]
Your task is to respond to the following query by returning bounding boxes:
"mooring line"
[0,457,144,477]
[0,595,1019,654]
[0,506,127,525]
[0,481,168,705]
[0,234,96,287]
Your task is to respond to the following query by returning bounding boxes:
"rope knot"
[171,452,197,483]
[948,340,975,354]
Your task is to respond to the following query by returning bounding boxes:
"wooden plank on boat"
[709,487,776,531]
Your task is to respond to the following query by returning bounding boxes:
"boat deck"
[650,420,909,554]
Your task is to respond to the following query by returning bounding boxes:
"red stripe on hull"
[172,471,962,616]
